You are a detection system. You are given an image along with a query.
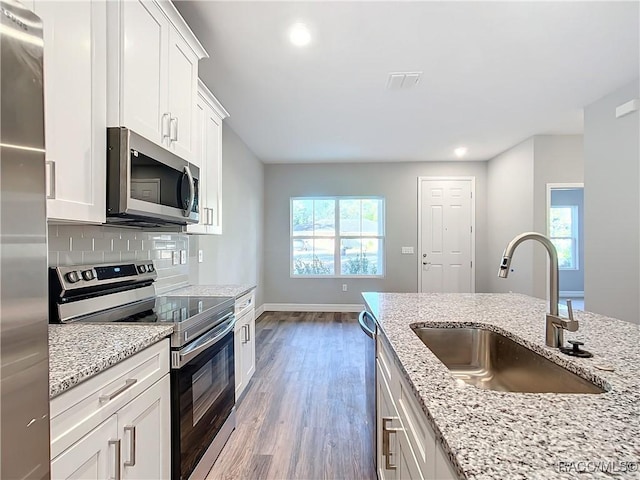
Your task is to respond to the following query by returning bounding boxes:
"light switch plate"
[401,246,414,254]
[198,250,203,263]
[180,250,187,265]
[172,251,179,265]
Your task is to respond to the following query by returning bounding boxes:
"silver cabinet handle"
[207,207,214,225]
[170,117,178,142]
[109,439,122,480]
[99,379,137,403]
[241,325,247,344]
[245,324,250,343]
[46,160,55,199]
[162,113,171,140]
[124,425,136,467]
[382,417,401,470]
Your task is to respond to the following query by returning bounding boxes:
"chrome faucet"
[498,232,578,348]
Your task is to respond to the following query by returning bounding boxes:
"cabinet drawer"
[397,371,436,477]
[50,339,169,458]
[235,290,255,318]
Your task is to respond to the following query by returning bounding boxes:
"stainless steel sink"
[413,327,605,394]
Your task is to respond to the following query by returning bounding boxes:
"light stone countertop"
[167,284,256,299]
[362,292,640,480]
[49,324,174,399]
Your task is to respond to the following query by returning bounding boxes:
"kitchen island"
[363,292,640,479]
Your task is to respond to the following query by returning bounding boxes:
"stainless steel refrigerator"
[0,1,50,478]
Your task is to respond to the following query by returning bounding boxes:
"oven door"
[107,127,200,225]
[171,317,235,480]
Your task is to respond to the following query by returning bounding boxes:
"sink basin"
[413,327,605,394]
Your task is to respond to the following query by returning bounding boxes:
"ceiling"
[175,1,639,163]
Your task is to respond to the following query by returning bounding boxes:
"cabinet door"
[37,0,106,223]
[377,362,398,480]
[120,0,169,145]
[234,317,245,398]
[203,103,223,234]
[398,430,425,480]
[118,375,171,480]
[241,311,256,385]
[167,27,198,161]
[187,94,208,233]
[51,415,118,480]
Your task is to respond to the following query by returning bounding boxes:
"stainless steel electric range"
[49,261,237,480]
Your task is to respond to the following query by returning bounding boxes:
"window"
[291,197,385,277]
[549,206,579,270]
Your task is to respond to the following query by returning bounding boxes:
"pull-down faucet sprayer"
[498,232,578,348]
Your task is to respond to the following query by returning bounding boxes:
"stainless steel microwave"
[106,127,199,227]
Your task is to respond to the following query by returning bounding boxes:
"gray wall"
[263,162,488,305]
[551,188,584,293]
[189,125,265,306]
[584,79,639,324]
[486,138,535,295]
[532,135,584,299]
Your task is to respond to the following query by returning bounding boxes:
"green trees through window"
[291,197,385,277]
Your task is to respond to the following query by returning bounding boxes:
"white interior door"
[419,178,474,293]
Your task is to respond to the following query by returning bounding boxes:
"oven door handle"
[172,314,235,368]
[183,165,195,217]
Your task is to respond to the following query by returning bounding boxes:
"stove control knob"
[147,264,155,272]
[137,265,147,274]
[82,269,95,281]
[65,271,80,284]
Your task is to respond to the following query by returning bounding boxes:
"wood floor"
[205,311,375,480]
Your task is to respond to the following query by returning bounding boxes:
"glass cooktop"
[114,296,233,324]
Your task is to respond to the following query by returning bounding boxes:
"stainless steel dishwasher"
[359,310,377,473]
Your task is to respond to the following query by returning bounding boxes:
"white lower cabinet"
[51,416,118,480]
[50,340,171,480]
[234,290,256,399]
[377,336,457,480]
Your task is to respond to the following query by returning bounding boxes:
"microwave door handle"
[183,165,195,217]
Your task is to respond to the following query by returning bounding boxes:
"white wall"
[263,161,488,305]
[486,138,535,295]
[532,135,584,299]
[189,125,265,306]
[584,79,639,324]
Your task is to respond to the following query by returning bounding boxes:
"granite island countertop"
[49,324,174,398]
[168,284,255,299]
[362,292,640,479]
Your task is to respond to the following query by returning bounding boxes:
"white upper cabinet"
[37,0,107,224]
[167,28,198,160]
[107,0,208,162]
[119,0,169,145]
[188,81,228,235]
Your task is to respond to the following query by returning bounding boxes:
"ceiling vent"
[386,72,422,90]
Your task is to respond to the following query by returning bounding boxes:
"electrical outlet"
[342,284,348,292]
[172,251,179,265]
[401,246,414,254]
[180,250,187,265]
[198,250,203,263]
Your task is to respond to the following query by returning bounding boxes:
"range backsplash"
[47,225,189,293]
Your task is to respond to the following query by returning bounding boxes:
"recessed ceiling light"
[454,147,468,158]
[289,23,311,47]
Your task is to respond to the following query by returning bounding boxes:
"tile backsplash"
[48,225,190,293]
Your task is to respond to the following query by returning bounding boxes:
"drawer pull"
[382,416,401,470]
[109,439,122,480]
[124,425,136,467]
[99,378,137,403]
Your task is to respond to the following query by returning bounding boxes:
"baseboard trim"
[560,291,584,298]
[255,304,265,319]
[262,303,364,313]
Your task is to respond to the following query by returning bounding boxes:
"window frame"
[549,204,579,271]
[289,196,386,279]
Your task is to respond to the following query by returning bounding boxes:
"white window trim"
[289,196,386,278]
[550,204,579,271]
